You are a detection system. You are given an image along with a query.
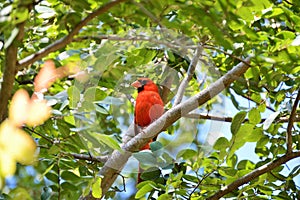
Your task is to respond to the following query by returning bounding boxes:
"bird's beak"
[131,80,142,88]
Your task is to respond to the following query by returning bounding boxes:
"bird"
[131,77,164,182]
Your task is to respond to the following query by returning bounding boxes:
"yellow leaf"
[26,100,51,126]
[0,120,37,165]
[92,177,102,198]
[0,151,16,177]
[9,89,30,127]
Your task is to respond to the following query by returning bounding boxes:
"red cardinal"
[131,77,164,182]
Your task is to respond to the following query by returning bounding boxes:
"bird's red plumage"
[132,78,164,128]
[131,77,164,182]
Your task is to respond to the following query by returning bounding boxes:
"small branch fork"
[173,45,203,106]
[287,88,300,153]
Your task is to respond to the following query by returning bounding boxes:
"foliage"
[0,0,299,199]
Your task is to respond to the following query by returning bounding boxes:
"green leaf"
[228,124,254,158]
[157,193,172,200]
[67,86,81,109]
[41,163,55,178]
[167,51,176,62]
[61,182,77,191]
[14,7,29,23]
[133,151,157,166]
[45,172,59,183]
[150,141,163,152]
[231,111,247,135]
[213,137,230,150]
[48,145,60,155]
[61,171,80,182]
[276,31,295,39]
[91,133,121,151]
[150,141,164,157]
[227,154,237,167]
[245,127,263,142]
[176,149,197,160]
[94,104,109,114]
[141,167,161,181]
[248,108,261,125]
[83,87,107,101]
[237,160,254,170]
[92,177,102,198]
[135,182,155,199]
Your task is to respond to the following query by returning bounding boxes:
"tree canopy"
[0,0,300,199]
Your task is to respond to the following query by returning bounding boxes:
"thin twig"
[240,93,276,112]
[184,113,300,123]
[189,170,215,197]
[62,152,109,163]
[173,45,203,106]
[287,88,300,153]
[24,127,53,144]
[207,151,300,200]
[17,0,128,70]
[203,44,251,66]
[131,0,164,27]
[72,35,191,52]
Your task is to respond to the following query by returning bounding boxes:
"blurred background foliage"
[0,0,300,199]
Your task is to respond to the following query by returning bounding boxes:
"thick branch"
[16,0,128,70]
[173,45,203,106]
[0,21,26,122]
[86,56,251,199]
[287,88,300,153]
[207,151,300,200]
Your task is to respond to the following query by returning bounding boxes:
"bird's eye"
[139,79,148,85]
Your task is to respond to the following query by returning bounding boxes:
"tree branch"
[72,35,192,52]
[0,21,26,122]
[173,45,203,106]
[184,113,300,123]
[287,88,300,153]
[207,151,300,200]
[62,152,109,163]
[80,56,251,199]
[131,0,164,27]
[16,0,128,70]
[240,93,276,112]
